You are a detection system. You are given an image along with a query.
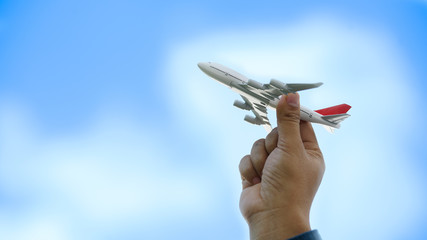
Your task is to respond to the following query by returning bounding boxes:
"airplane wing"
[234,79,321,133]
[237,80,322,100]
[240,96,272,132]
[262,80,323,98]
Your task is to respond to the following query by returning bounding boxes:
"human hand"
[239,93,325,240]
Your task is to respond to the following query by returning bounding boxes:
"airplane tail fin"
[315,104,352,132]
[314,104,351,116]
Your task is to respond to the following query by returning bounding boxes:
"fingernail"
[287,93,299,108]
[252,177,261,184]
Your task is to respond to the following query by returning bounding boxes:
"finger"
[300,120,323,158]
[250,139,268,177]
[276,93,302,149]
[239,155,260,186]
[265,127,278,154]
[300,120,319,147]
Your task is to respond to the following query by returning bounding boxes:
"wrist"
[247,208,311,240]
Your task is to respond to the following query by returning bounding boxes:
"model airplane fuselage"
[197,62,351,132]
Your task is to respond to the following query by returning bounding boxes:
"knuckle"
[282,111,300,123]
[251,146,267,168]
[265,128,278,150]
[251,148,263,160]
[239,155,252,174]
[309,146,324,160]
[277,138,303,153]
[270,127,278,136]
[252,138,265,148]
[251,139,265,155]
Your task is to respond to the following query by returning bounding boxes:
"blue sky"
[1,1,427,240]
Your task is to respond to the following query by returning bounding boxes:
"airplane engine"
[233,100,251,110]
[270,79,287,90]
[247,79,264,89]
[244,115,263,125]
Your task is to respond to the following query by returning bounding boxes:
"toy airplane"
[197,62,351,133]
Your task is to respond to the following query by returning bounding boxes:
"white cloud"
[167,15,426,240]
[0,216,70,240]
[0,102,217,239]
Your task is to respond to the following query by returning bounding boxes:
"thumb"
[276,93,302,147]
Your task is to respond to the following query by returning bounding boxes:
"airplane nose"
[197,62,208,71]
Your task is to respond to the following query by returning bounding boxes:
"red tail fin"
[315,104,351,116]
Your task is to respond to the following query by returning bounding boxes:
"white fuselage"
[198,62,337,128]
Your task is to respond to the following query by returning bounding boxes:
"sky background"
[1,1,427,240]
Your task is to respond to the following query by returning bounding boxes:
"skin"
[239,93,325,240]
